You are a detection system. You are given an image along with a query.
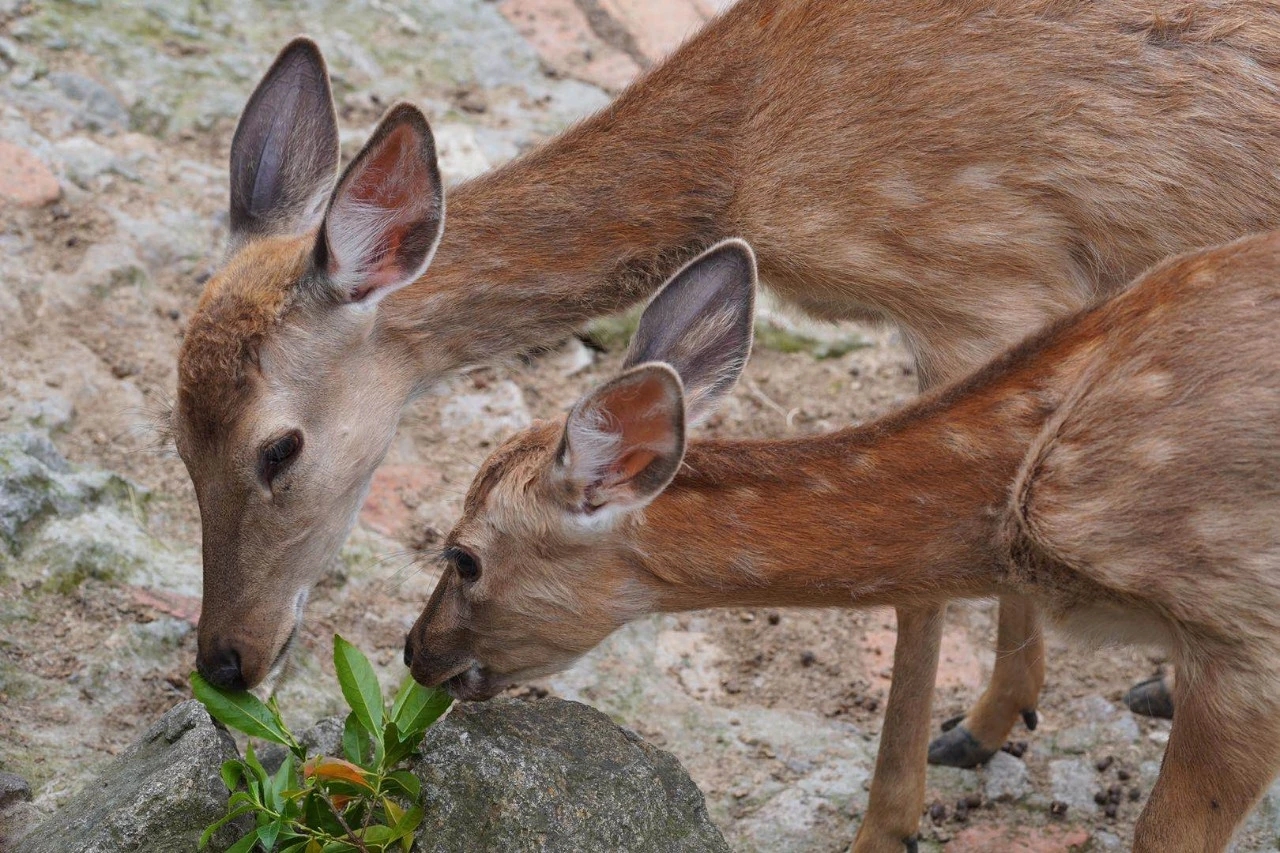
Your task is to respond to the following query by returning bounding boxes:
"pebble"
[984,750,1031,803]
[0,140,60,207]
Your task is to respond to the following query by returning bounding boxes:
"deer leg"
[928,593,1044,768]
[851,605,944,853]
[1132,657,1280,852]
[1124,670,1176,720]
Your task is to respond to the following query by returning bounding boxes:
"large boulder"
[13,700,245,853]
[412,697,731,852]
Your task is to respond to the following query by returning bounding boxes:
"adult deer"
[407,237,1280,853]
[176,1,1280,846]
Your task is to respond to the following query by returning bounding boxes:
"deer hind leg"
[928,593,1045,768]
[851,605,944,853]
[1133,652,1280,852]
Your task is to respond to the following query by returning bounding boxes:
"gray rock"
[53,136,125,188]
[12,701,246,853]
[0,772,31,809]
[0,431,125,558]
[1049,758,1098,815]
[46,72,129,133]
[983,750,1031,803]
[259,715,347,775]
[412,697,731,852]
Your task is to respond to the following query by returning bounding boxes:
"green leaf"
[393,804,424,836]
[390,677,452,740]
[198,804,256,849]
[258,819,282,851]
[224,828,263,853]
[382,720,411,767]
[191,672,296,747]
[342,712,373,767]
[332,636,383,739]
[220,759,245,793]
[383,770,420,801]
[320,843,359,853]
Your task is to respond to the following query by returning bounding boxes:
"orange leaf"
[303,756,374,791]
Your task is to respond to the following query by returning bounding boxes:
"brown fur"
[181,0,1280,838]
[410,231,1280,852]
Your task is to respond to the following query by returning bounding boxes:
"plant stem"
[319,789,370,853]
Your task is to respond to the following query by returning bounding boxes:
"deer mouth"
[444,663,505,702]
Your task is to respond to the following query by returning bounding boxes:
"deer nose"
[197,643,247,691]
[403,633,417,668]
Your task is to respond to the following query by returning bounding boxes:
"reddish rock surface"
[500,0,641,92]
[359,464,443,538]
[0,141,60,208]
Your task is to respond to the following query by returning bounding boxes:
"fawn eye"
[448,548,481,583]
[259,431,302,485]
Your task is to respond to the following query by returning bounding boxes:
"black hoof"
[1021,709,1039,731]
[1124,675,1174,720]
[928,723,997,768]
[904,835,919,853]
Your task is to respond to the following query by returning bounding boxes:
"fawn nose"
[197,643,247,691]
[403,633,417,668]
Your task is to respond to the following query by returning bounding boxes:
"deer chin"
[250,588,309,696]
[443,663,507,702]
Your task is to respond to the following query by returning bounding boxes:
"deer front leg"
[1132,657,1280,852]
[928,594,1044,767]
[852,605,944,853]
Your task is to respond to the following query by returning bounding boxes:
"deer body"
[181,2,1280,848]
[407,236,1280,852]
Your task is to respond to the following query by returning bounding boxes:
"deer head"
[175,39,445,689]
[405,239,756,699]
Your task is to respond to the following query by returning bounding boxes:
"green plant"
[191,635,452,853]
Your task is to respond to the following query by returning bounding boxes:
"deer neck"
[633,325,1099,612]
[376,38,753,394]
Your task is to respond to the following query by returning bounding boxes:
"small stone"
[1049,800,1069,818]
[953,800,969,823]
[766,612,780,625]
[1117,769,1132,782]
[963,793,982,809]
[0,141,60,207]
[0,772,32,809]
[1129,786,1142,802]
[1094,791,1108,806]
[799,651,817,667]
[739,611,755,623]
[1104,802,1118,819]
[929,801,947,823]
[983,750,1031,803]
[1095,755,1115,772]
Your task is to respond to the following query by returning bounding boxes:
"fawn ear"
[230,38,339,242]
[624,238,756,424]
[316,103,445,305]
[560,364,686,516]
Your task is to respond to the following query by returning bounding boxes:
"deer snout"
[197,640,246,690]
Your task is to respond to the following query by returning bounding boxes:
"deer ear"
[624,239,756,424]
[316,103,445,305]
[559,364,686,517]
[230,38,339,242]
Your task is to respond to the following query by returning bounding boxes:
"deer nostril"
[198,645,247,691]
[403,634,416,668]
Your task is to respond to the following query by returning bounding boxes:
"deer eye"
[259,431,302,486]
[447,547,481,583]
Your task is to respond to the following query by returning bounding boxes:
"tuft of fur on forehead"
[462,420,564,518]
[177,236,312,441]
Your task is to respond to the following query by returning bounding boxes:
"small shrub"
[191,634,452,852]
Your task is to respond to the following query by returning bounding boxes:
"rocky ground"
[1,1,1278,851]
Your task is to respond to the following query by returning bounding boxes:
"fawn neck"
[378,39,752,393]
[633,329,1099,612]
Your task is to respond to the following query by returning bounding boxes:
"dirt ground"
[1,1,1278,851]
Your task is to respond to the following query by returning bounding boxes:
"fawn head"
[175,39,445,689]
[405,240,756,699]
